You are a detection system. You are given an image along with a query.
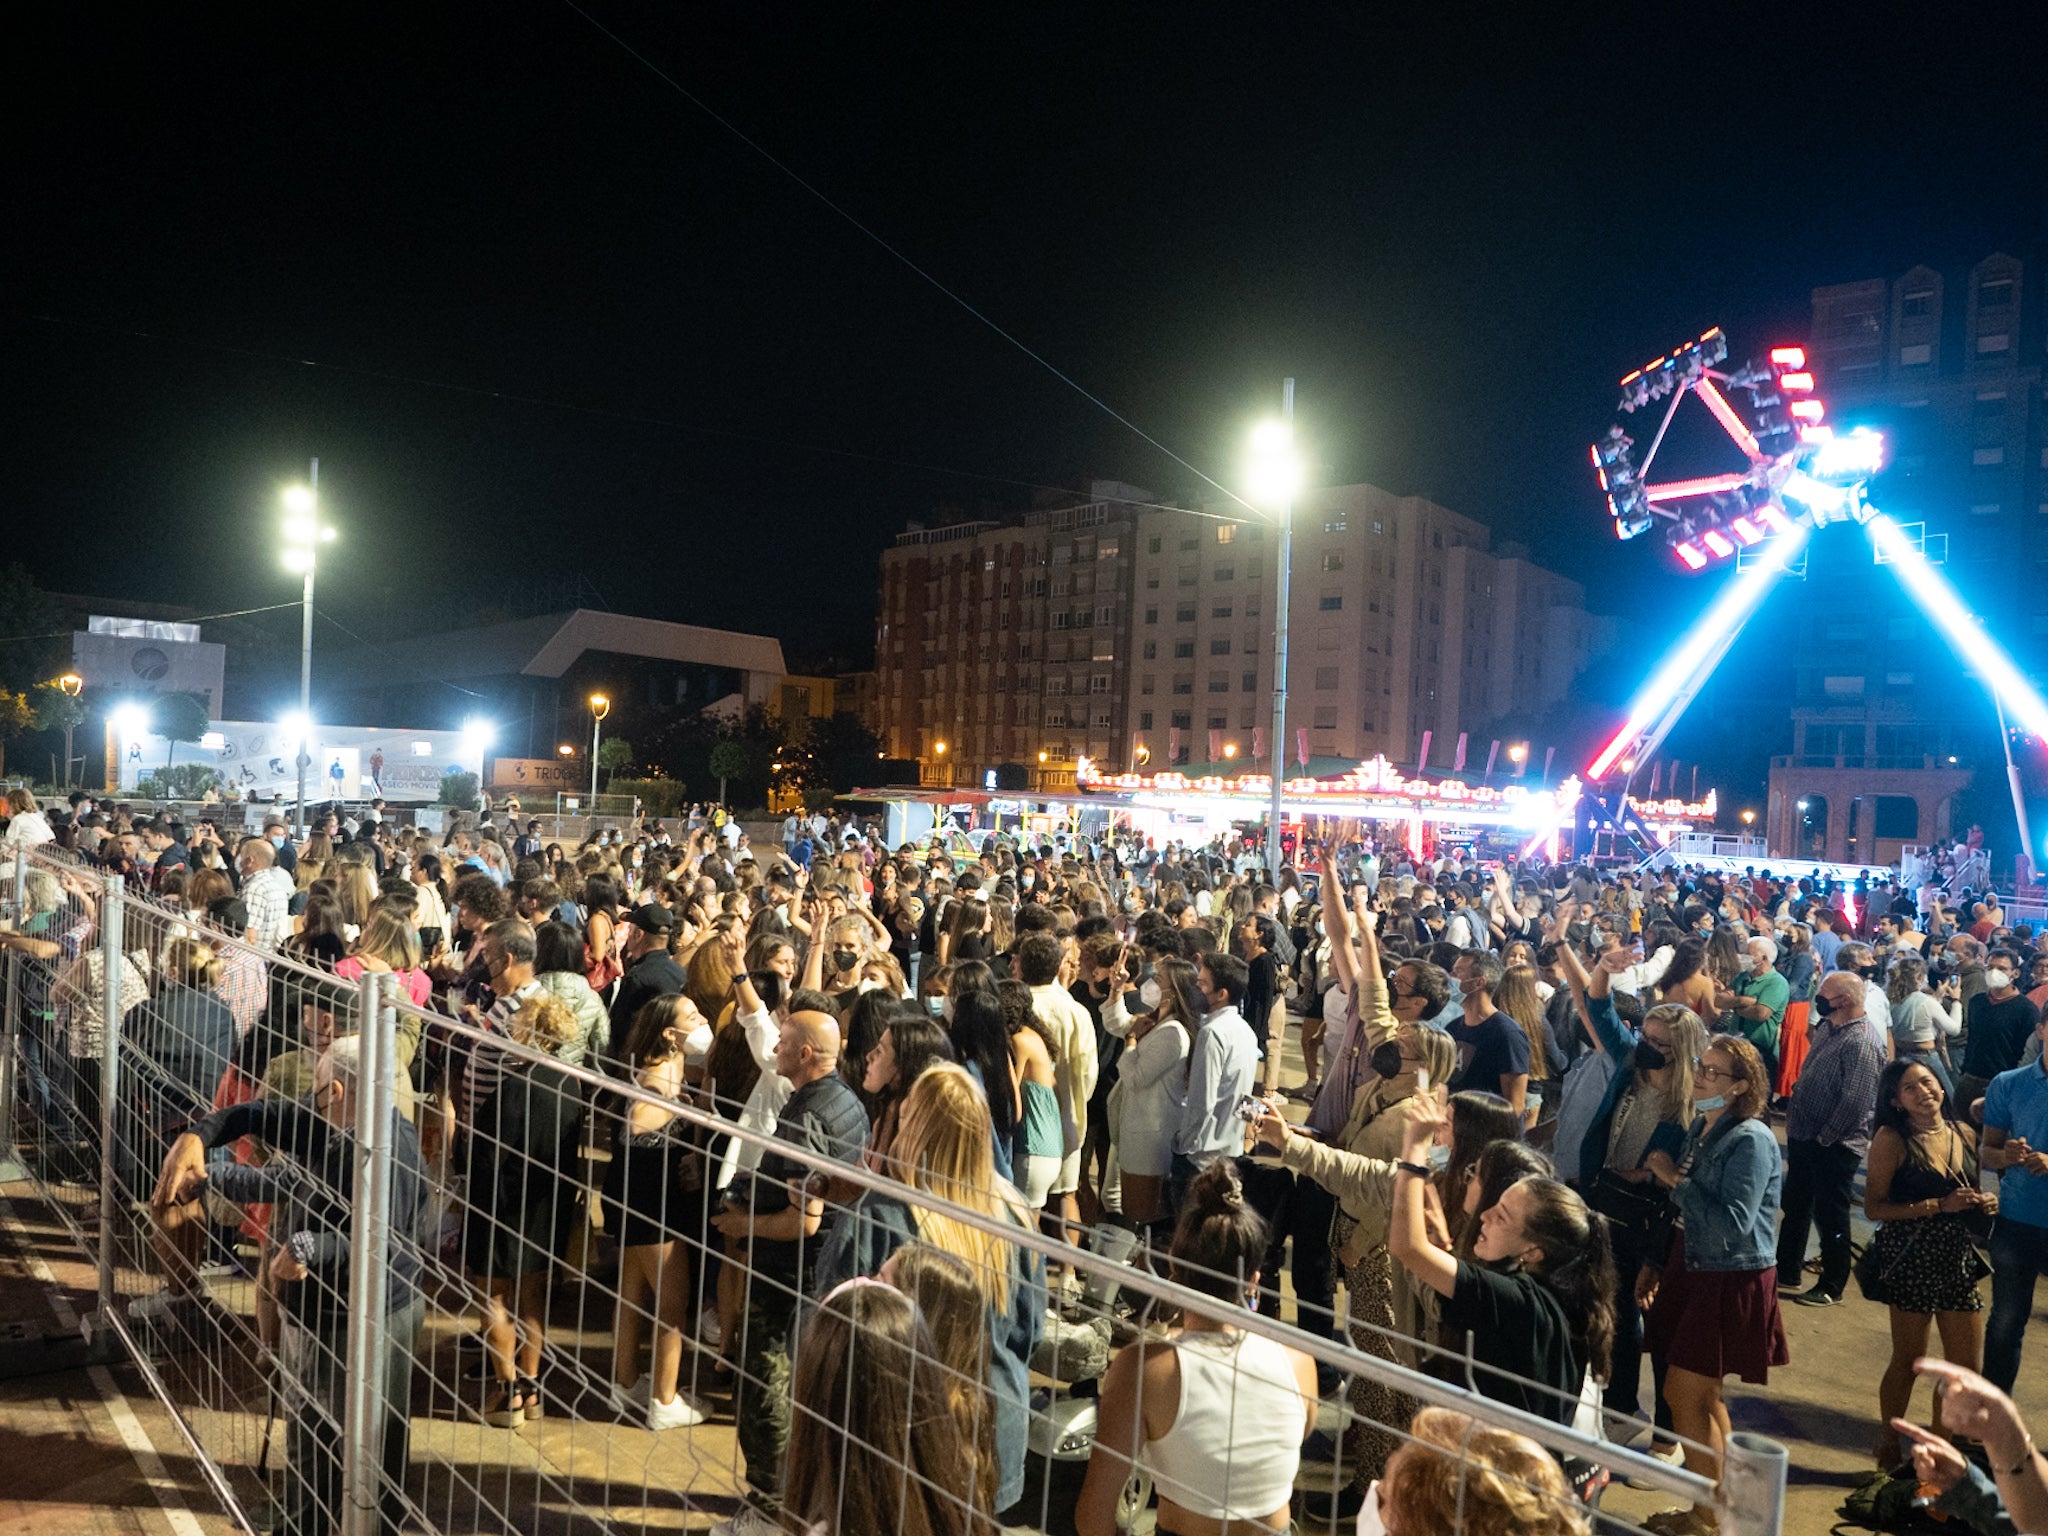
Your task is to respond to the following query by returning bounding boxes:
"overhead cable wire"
[554,0,1261,517]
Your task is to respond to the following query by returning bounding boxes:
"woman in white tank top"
[1076,1161,1318,1536]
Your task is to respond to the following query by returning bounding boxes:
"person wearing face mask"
[1777,971,1889,1305]
[1632,1033,1786,1535]
[1958,948,2041,1121]
[1837,940,1894,1054]
[1388,1088,1617,1429]
[1251,1020,1457,1491]
[1553,941,1708,1442]
[1713,934,1789,1086]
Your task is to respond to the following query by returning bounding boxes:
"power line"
[554,0,1260,518]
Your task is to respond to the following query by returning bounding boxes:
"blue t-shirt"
[1984,1058,2048,1229]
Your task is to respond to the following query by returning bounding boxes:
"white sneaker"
[698,1307,724,1349]
[646,1391,708,1431]
[615,1374,651,1413]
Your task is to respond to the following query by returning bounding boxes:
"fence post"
[0,848,24,1181]
[341,970,397,1536]
[1721,1430,1789,1536]
[96,872,125,1327]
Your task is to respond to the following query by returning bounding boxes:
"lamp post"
[1248,382,1302,883]
[587,694,611,800]
[56,673,82,788]
[281,462,334,838]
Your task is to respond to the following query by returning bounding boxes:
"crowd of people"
[3,783,2047,1536]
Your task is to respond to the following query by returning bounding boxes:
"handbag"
[1853,1225,1927,1306]
[1586,1168,1669,1236]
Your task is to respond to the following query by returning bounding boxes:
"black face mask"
[1632,1039,1667,1073]
[1370,1041,1404,1080]
[1813,993,1837,1018]
[831,950,858,973]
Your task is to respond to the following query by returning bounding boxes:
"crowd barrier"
[0,842,1785,1536]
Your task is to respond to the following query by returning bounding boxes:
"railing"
[2,844,1784,1536]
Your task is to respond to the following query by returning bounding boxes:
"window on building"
[1974,447,2006,467]
[1313,705,1338,729]
[1242,673,1257,692]
[1144,607,1158,625]
[1146,574,1160,589]
[1900,343,1932,366]
[1147,536,1162,554]
[1176,604,1197,622]
[1174,640,1195,658]
[1318,593,1343,611]
[1179,536,1199,551]
[1178,564,1198,586]
[1173,677,1193,694]
[1139,711,1153,730]
[1901,289,1934,318]
[1315,666,1340,689]
[1976,391,2008,416]
[1979,276,2014,309]
[1242,632,1258,652]
[1140,675,1155,695]
[1874,796,1919,839]
[1097,604,1116,625]
[1321,553,1342,571]
[1212,604,1234,619]
[1208,712,1228,730]
[1171,711,1191,730]
[1978,333,2011,354]
[1822,674,1865,697]
[1210,637,1231,655]
[1099,539,1119,558]
[1216,525,1236,544]
[1142,640,1157,660]
[1971,502,2002,516]
[1213,565,1235,582]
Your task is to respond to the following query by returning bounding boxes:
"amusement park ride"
[1579,326,2048,865]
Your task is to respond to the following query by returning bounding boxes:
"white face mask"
[1986,969,2012,991]
[1357,1479,1388,1536]
[941,997,956,1023]
[1138,978,1161,1010]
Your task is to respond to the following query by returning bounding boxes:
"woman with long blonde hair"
[333,860,378,936]
[815,1063,1042,1514]
[1496,962,1562,1127]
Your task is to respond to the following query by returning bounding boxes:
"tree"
[439,770,481,808]
[135,763,222,801]
[152,691,213,769]
[597,736,635,789]
[709,738,748,808]
[0,564,64,695]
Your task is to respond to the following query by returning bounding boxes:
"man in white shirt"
[1171,951,1260,1209]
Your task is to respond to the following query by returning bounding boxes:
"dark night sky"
[7,4,2044,670]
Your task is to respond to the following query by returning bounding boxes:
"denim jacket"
[1665,1113,1782,1273]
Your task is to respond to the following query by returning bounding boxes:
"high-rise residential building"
[874,482,1150,787]
[874,478,1610,789]
[1758,251,2044,863]
[1128,485,1605,771]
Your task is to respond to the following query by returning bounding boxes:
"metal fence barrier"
[1,842,1784,1536]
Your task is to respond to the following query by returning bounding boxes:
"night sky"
[8,4,2043,675]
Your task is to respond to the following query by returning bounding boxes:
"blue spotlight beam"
[1588,520,1813,780]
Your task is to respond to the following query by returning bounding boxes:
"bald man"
[712,1008,868,1522]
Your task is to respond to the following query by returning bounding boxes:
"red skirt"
[1646,1231,1790,1385]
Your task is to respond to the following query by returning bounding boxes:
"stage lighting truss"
[1584,328,2048,796]
[1592,330,1881,568]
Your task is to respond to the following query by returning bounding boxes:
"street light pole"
[588,694,611,802]
[1266,380,1296,884]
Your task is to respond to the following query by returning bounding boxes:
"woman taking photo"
[859,1007,953,1173]
[1635,1034,1788,1536]
[1863,1057,1993,1471]
[1077,1160,1317,1536]
[1253,1022,1458,1486]
[1389,1088,1615,1428]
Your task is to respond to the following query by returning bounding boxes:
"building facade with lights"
[1760,250,2045,863]
[876,480,1612,791]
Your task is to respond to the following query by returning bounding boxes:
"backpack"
[1837,1464,1957,1534]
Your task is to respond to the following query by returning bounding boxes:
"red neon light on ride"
[1674,542,1708,570]
[1730,517,1763,544]
[1790,399,1826,423]
[1769,346,1806,368]
[1645,472,1750,503]
[1777,371,1815,392]
[1692,379,1766,461]
[1702,530,1735,557]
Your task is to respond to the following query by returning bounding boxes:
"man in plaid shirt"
[1776,968,1887,1305]
[236,837,295,951]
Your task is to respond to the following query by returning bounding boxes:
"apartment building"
[876,478,1607,787]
